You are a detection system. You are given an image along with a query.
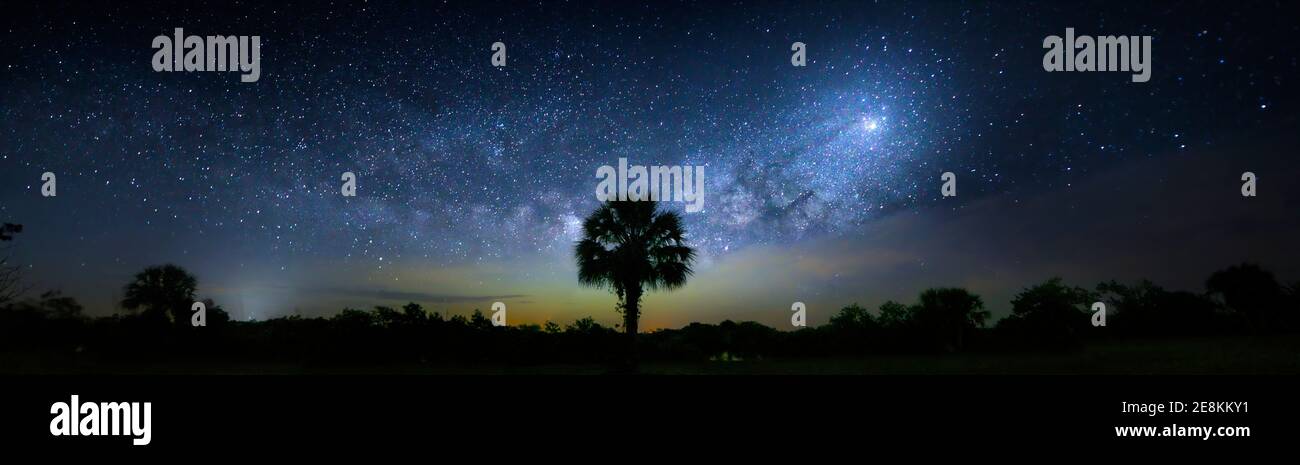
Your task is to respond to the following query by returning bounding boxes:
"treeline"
[1,263,1298,366]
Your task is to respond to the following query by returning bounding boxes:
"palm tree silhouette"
[575,201,696,365]
[121,264,198,326]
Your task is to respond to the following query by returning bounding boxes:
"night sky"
[2,1,1297,329]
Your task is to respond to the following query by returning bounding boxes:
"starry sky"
[2,1,1297,329]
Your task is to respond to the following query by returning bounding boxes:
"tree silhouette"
[876,301,911,330]
[829,303,876,329]
[0,223,25,305]
[121,264,198,326]
[1207,263,1285,332]
[0,223,20,242]
[911,288,988,352]
[575,201,696,364]
[1097,280,1219,336]
[998,278,1095,349]
[828,303,879,354]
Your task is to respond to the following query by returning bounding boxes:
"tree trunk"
[623,284,642,368]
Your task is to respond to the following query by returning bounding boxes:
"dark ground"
[5,335,1296,375]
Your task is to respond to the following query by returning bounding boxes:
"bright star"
[863,117,880,132]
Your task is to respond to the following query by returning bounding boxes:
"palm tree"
[575,201,696,363]
[121,264,198,326]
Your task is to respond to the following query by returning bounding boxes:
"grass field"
[636,336,1300,375]
[4,335,1298,375]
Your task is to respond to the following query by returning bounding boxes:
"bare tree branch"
[0,223,27,305]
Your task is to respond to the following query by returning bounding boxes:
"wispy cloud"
[280,285,526,304]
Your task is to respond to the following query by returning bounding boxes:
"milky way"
[1,1,1295,324]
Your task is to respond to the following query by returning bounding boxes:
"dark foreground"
[5,335,1296,375]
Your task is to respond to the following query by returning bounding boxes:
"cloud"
[296,286,526,304]
[794,132,1300,313]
